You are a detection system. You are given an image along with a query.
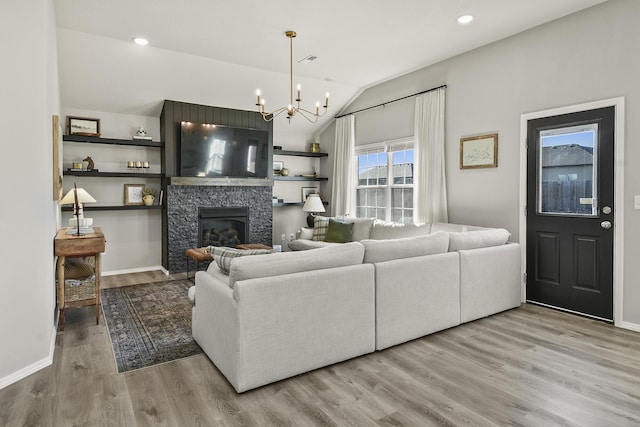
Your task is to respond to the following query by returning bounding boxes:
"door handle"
[601,221,612,229]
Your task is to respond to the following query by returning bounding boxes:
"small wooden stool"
[185,247,213,282]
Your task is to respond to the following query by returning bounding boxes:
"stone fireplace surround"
[166,184,272,273]
[160,100,274,273]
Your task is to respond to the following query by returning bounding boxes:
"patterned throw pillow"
[311,216,330,241]
[210,246,274,274]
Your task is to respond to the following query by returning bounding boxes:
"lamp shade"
[302,193,325,213]
[60,187,96,205]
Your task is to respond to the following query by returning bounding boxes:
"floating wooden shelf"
[273,176,328,181]
[63,170,163,178]
[63,134,163,148]
[273,201,329,208]
[61,205,162,212]
[273,150,328,158]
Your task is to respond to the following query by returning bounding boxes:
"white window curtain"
[331,114,355,216]
[414,87,448,223]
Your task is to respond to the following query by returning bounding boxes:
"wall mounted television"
[179,122,270,178]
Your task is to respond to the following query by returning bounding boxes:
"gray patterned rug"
[101,279,202,373]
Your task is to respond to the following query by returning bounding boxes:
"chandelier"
[255,31,329,123]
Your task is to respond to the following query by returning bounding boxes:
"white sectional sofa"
[192,220,521,393]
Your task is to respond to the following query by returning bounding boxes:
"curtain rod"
[334,84,446,119]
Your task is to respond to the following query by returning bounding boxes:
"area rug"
[101,279,202,373]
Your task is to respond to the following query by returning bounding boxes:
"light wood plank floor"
[2,270,640,426]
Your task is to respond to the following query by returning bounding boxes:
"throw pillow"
[210,246,274,275]
[324,219,354,243]
[311,216,330,241]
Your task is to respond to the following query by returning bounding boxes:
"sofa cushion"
[448,229,511,251]
[361,232,449,263]
[324,219,354,243]
[228,242,365,289]
[311,216,330,241]
[210,246,274,274]
[369,220,431,240]
[431,222,468,233]
[288,239,342,251]
[345,217,375,241]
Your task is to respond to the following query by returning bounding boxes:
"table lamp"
[60,183,96,236]
[302,193,325,227]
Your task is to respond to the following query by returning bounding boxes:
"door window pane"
[538,124,597,216]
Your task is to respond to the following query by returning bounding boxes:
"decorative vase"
[310,142,320,153]
[280,168,290,176]
[143,195,155,206]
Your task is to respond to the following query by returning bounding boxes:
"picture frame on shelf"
[67,116,101,137]
[273,160,284,175]
[460,133,498,169]
[301,187,317,202]
[124,184,145,205]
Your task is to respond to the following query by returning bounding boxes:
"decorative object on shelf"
[59,183,97,236]
[83,156,95,171]
[141,186,158,206]
[273,160,284,175]
[272,197,284,205]
[460,133,498,169]
[310,142,321,153]
[72,162,83,169]
[302,192,325,227]
[274,145,283,151]
[280,167,290,176]
[133,126,153,140]
[255,31,329,123]
[67,116,100,137]
[124,184,145,206]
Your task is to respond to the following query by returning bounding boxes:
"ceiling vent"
[298,55,317,64]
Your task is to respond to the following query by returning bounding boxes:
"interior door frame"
[519,97,625,326]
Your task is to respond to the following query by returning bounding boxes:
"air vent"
[298,55,317,64]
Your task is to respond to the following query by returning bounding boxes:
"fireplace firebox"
[198,206,248,248]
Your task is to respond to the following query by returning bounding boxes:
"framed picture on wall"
[124,184,144,205]
[67,116,101,137]
[301,187,317,202]
[460,133,498,169]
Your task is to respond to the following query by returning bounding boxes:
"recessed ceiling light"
[133,37,149,46]
[457,15,474,24]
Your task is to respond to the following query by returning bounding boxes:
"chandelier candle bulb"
[296,84,301,101]
[255,89,261,105]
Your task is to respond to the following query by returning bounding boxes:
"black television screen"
[180,122,270,178]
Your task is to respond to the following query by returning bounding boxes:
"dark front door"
[526,106,614,320]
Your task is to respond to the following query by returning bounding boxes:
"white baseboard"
[102,265,169,277]
[619,321,640,333]
[0,325,56,390]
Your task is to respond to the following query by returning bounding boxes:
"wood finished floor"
[2,270,640,426]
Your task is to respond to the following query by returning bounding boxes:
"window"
[355,138,414,223]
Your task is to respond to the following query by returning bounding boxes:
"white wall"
[323,0,640,325]
[0,0,59,387]
[60,108,163,273]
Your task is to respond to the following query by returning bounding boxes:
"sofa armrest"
[459,243,522,323]
[192,270,239,382]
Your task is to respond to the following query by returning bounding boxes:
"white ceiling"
[53,0,607,141]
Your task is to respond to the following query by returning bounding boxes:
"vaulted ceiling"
[54,0,607,141]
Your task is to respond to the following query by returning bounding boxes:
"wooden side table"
[54,227,106,331]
